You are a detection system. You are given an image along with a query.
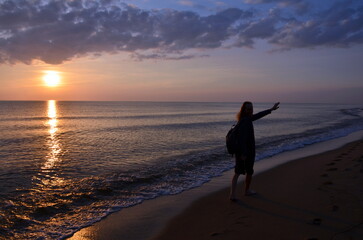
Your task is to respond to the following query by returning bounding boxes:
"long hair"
[236,101,252,121]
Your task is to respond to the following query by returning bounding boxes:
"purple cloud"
[0,0,362,64]
[269,1,363,49]
[245,0,311,14]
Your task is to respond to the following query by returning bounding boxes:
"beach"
[152,139,363,240]
[2,102,362,239]
[69,132,363,240]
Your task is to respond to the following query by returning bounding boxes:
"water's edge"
[68,130,363,240]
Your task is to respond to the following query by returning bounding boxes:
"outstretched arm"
[251,102,280,121]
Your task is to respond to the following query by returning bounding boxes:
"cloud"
[0,0,253,64]
[244,0,311,14]
[0,0,362,64]
[178,1,194,7]
[130,52,209,61]
[269,1,363,50]
[235,8,282,47]
[177,0,210,12]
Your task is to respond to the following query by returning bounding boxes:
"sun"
[43,71,61,87]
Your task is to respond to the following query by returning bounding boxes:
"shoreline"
[152,138,363,239]
[68,131,363,240]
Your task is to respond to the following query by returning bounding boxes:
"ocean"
[0,101,362,239]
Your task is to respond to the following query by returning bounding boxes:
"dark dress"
[234,110,271,175]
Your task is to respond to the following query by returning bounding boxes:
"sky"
[0,0,362,104]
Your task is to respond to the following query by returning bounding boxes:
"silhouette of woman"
[230,102,280,200]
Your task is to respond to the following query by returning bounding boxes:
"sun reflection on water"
[22,100,69,226]
[32,99,68,190]
[44,100,61,170]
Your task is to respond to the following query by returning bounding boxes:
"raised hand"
[271,102,280,111]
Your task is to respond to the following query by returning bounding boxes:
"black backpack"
[226,122,241,155]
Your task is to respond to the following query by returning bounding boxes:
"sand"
[152,139,363,240]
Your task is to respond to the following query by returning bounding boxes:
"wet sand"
[152,139,363,240]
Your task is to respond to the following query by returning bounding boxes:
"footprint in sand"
[235,216,248,225]
[307,218,323,226]
[332,205,339,211]
[312,218,322,225]
[210,232,221,237]
[327,167,338,171]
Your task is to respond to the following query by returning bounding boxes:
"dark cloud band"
[0,0,362,64]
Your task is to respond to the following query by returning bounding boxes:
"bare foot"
[229,196,237,201]
[245,190,257,196]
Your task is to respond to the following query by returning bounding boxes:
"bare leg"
[244,174,252,195]
[230,173,239,200]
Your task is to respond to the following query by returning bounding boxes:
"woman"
[230,101,280,201]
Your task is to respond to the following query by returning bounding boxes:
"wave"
[0,111,235,122]
[1,148,231,240]
[101,120,233,132]
[340,107,363,117]
[256,116,363,161]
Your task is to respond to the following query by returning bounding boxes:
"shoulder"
[240,116,251,122]
[238,117,251,126]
